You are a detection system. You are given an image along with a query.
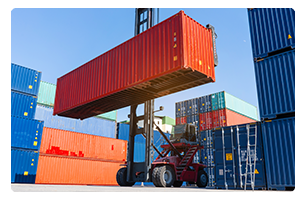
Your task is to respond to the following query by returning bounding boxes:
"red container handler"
[54,11,216,119]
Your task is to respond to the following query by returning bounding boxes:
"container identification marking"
[24,112,28,116]
[24,171,28,176]
[33,141,37,146]
[226,153,232,161]
[28,85,33,89]
[288,34,292,39]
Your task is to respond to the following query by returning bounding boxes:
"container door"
[206,112,213,130]
[182,101,187,117]
[212,110,220,128]
[199,113,206,131]
[207,95,212,112]
[176,117,181,125]
[214,127,237,189]
[211,93,219,111]
[187,100,192,116]
[192,98,198,115]
[234,123,266,189]
[219,109,227,127]
[175,102,181,118]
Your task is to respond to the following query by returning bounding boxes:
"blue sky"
[11,8,259,122]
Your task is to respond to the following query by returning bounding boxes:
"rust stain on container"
[54,11,215,119]
[35,155,122,185]
[40,127,127,162]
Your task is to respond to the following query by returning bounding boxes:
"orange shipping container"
[40,127,127,162]
[35,155,122,185]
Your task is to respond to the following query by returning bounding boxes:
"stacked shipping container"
[35,127,127,185]
[11,63,44,183]
[248,8,295,190]
[175,91,258,187]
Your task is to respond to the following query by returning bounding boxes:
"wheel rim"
[163,169,172,184]
[200,173,207,184]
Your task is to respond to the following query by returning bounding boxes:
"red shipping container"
[54,11,216,120]
[40,127,127,162]
[213,109,257,129]
[199,112,213,131]
[176,117,181,125]
[35,155,122,185]
[212,110,220,128]
[181,116,187,124]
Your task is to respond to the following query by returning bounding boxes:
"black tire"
[152,166,160,187]
[173,181,183,187]
[116,168,135,186]
[196,170,208,188]
[155,165,175,187]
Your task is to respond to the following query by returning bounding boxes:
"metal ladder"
[237,124,257,190]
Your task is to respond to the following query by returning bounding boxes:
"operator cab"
[170,124,197,144]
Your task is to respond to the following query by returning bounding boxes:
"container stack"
[248,8,295,190]
[33,81,124,185]
[175,91,258,187]
[11,63,44,183]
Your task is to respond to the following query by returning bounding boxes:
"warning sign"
[226,153,232,161]
[288,34,292,39]
[255,169,259,174]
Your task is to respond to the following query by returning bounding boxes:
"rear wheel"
[196,169,208,188]
[116,168,135,186]
[152,166,160,187]
[173,181,183,187]
[155,165,175,187]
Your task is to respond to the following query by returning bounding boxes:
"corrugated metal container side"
[187,98,198,116]
[212,110,220,129]
[11,148,39,183]
[261,117,295,190]
[39,127,127,162]
[37,81,118,121]
[198,95,212,113]
[117,123,170,161]
[11,91,38,119]
[35,155,122,185]
[37,81,56,107]
[11,63,42,97]
[34,105,116,138]
[11,116,44,150]
[200,130,213,148]
[199,112,213,131]
[219,109,257,127]
[175,117,180,125]
[211,91,258,121]
[214,122,266,190]
[176,101,187,117]
[254,50,295,120]
[187,114,199,131]
[54,11,216,120]
[248,8,295,59]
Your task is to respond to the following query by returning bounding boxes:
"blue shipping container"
[34,105,116,138]
[248,8,295,59]
[254,50,295,120]
[186,114,199,132]
[186,98,198,116]
[11,116,44,151]
[11,63,42,97]
[198,95,212,113]
[117,123,170,161]
[175,101,187,118]
[11,148,39,183]
[200,130,213,148]
[261,117,295,190]
[11,91,38,119]
[213,122,266,190]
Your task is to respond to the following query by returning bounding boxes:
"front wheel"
[116,167,135,186]
[155,165,175,187]
[196,170,208,188]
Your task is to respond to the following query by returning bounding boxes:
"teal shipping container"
[211,91,258,121]
[37,81,117,121]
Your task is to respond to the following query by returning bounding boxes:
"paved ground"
[11,184,276,192]
[11,184,229,192]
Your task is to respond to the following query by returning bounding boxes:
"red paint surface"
[54,11,215,119]
[40,127,127,162]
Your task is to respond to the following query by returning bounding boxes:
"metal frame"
[126,8,158,183]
